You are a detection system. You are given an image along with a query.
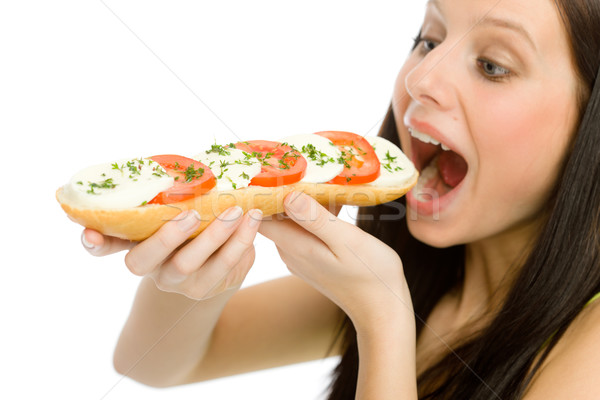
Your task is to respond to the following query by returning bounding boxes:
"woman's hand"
[81,206,263,300]
[259,192,413,327]
[260,192,418,398]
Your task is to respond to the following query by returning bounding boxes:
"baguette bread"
[56,175,417,241]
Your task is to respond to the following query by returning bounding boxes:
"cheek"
[470,82,575,209]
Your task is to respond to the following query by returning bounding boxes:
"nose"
[404,45,457,110]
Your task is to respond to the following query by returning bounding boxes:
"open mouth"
[409,127,468,202]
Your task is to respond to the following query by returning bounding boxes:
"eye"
[412,33,439,54]
[422,39,437,52]
[477,59,511,80]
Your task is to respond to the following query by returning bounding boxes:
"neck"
[455,219,542,324]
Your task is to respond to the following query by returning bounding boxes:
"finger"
[81,229,135,257]
[282,191,353,251]
[259,215,327,254]
[198,244,257,299]
[258,214,325,248]
[159,208,261,284]
[124,209,205,275]
[185,211,262,297]
[170,244,256,300]
[211,209,262,270]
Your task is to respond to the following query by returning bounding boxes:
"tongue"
[438,151,468,188]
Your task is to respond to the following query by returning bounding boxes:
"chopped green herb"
[87,178,117,194]
[126,161,141,176]
[382,150,402,173]
[206,144,231,156]
[262,152,275,166]
[215,160,231,179]
[301,144,334,167]
[234,159,256,166]
[337,151,353,169]
[151,166,168,177]
[183,164,205,182]
[227,176,237,189]
[278,158,291,169]
[246,150,276,167]
[385,150,397,163]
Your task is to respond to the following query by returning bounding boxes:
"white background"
[0,1,425,399]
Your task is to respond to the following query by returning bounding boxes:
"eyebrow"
[427,0,537,51]
[475,17,537,51]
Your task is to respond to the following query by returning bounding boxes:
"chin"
[404,202,474,249]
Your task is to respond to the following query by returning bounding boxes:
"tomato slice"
[147,155,216,204]
[314,131,380,184]
[232,140,307,186]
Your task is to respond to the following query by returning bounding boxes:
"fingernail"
[285,192,307,214]
[221,206,243,225]
[177,210,200,233]
[248,209,263,228]
[81,232,95,250]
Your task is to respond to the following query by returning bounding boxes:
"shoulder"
[524,299,600,399]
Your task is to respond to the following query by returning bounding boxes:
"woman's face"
[394,0,580,247]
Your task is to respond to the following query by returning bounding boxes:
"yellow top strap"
[585,292,600,308]
[539,292,600,353]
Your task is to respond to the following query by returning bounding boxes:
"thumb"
[82,229,136,256]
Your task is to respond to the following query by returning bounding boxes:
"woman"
[82,0,600,398]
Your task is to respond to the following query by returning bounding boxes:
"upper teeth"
[409,128,450,151]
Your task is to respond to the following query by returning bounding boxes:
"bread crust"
[56,172,418,241]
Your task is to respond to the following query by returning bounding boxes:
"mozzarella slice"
[195,145,261,190]
[281,134,344,183]
[63,158,175,209]
[366,136,416,187]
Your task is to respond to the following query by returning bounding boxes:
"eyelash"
[476,59,511,82]
[411,33,513,82]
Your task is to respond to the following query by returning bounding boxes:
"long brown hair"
[327,1,600,398]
